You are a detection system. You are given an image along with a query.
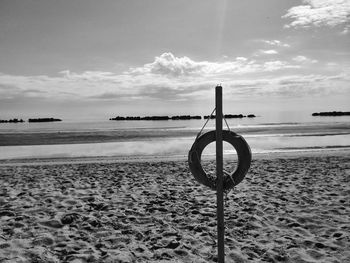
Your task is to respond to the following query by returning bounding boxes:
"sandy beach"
[2,0,350,262]
[0,151,349,262]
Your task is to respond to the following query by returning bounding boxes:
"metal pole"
[215,85,225,262]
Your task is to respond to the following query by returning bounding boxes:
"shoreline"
[0,148,349,166]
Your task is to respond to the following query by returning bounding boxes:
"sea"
[0,113,349,161]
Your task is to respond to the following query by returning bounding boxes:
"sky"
[0,0,349,120]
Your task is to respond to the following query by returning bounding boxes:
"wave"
[288,132,350,137]
[278,145,350,150]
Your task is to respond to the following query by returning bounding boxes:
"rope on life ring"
[188,130,251,191]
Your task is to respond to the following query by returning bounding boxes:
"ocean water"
[0,115,349,160]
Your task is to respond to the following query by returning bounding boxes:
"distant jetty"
[204,114,256,119]
[0,118,24,123]
[110,114,255,121]
[28,118,62,123]
[110,115,202,121]
[171,115,201,120]
[312,111,350,117]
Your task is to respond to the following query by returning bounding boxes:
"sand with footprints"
[0,152,349,262]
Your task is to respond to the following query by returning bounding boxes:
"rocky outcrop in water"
[312,111,350,117]
[28,118,62,122]
[171,115,201,120]
[0,118,24,123]
[143,116,170,121]
[203,114,256,119]
[225,114,244,118]
[110,114,255,121]
[110,116,170,121]
[110,115,202,121]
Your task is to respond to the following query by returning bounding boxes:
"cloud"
[260,49,278,55]
[130,53,297,77]
[262,40,290,47]
[229,73,349,97]
[283,0,350,31]
[235,57,248,62]
[130,53,206,77]
[272,74,350,96]
[0,52,348,103]
[292,56,318,63]
[263,61,298,71]
[341,25,350,34]
[0,83,22,99]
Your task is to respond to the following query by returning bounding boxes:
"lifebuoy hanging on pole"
[188,130,251,191]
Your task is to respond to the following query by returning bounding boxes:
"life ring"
[188,130,251,190]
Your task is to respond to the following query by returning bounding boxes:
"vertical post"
[216,85,225,263]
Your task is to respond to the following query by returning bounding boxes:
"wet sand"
[0,152,349,262]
